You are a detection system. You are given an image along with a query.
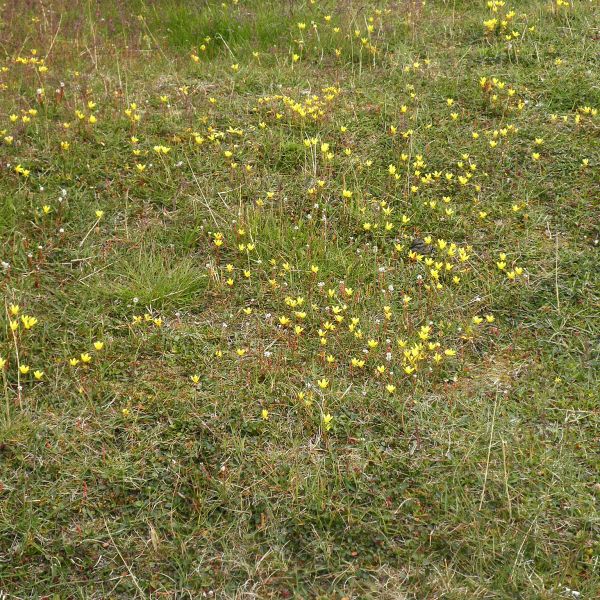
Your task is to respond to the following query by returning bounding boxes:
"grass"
[0,0,598,597]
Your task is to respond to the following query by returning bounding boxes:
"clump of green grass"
[106,249,208,310]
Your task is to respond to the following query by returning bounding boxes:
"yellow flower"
[21,315,38,329]
[261,408,269,420]
[19,364,30,374]
[93,341,104,351]
[80,352,92,364]
[9,304,20,316]
[190,374,200,384]
[418,325,430,341]
[317,378,329,389]
[95,210,104,219]
[235,348,247,357]
[69,358,80,366]
[34,370,44,380]
[386,384,396,394]
[322,413,333,431]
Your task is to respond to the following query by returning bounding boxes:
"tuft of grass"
[107,249,208,310]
